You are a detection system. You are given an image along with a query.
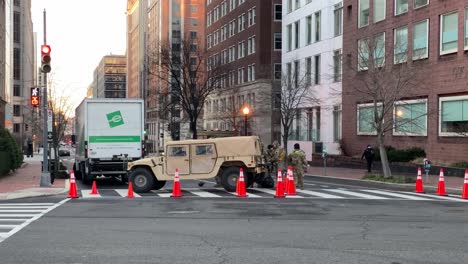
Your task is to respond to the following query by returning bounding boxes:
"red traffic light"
[41,45,51,54]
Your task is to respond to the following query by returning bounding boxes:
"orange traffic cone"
[283,168,289,192]
[414,167,424,193]
[436,168,447,196]
[236,168,247,197]
[171,168,182,198]
[90,181,99,195]
[286,166,297,195]
[274,168,285,198]
[126,182,134,198]
[67,170,78,199]
[462,170,468,199]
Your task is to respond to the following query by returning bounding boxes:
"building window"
[13,105,21,116]
[334,3,343,37]
[414,0,428,9]
[413,19,429,60]
[374,0,386,23]
[274,64,282,80]
[287,24,292,51]
[333,105,342,142]
[238,68,244,84]
[13,85,21,97]
[395,0,408,16]
[191,18,199,26]
[13,124,20,133]
[13,12,20,43]
[333,49,342,82]
[314,11,321,42]
[305,57,312,86]
[13,48,20,80]
[440,11,458,55]
[274,4,282,21]
[294,21,300,49]
[287,63,292,85]
[394,100,427,136]
[374,32,385,67]
[190,31,197,39]
[357,103,381,135]
[306,15,312,45]
[288,0,292,13]
[295,0,300,10]
[358,0,370,28]
[394,26,408,64]
[294,60,300,88]
[440,96,468,136]
[274,33,282,50]
[314,55,320,85]
[465,8,468,50]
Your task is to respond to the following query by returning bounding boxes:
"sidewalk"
[0,155,68,200]
[306,165,465,191]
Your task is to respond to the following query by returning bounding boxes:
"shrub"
[451,162,468,169]
[0,128,23,173]
[374,146,426,163]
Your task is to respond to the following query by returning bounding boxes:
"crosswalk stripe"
[0,219,29,222]
[0,203,54,206]
[114,189,141,198]
[80,192,102,198]
[0,225,16,229]
[228,192,262,198]
[327,189,389,199]
[0,210,45,213]
[191,191,222,198]
[0,214,37,217]
[250,188,304,198]
[296,190,344,199]
[361,190,433,200]
[0,206,50,209]
[158,193,172,198]
[409,193,468,202]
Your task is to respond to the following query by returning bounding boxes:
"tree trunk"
[190,119,197,139]
[377,133,392,178]
[282,127,289,156]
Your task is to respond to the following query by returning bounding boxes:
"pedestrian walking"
[361,145,375,173]
[287,143,307,190]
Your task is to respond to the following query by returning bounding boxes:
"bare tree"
[277,68,318,155]
[210,85,243,135]
[147,36,229,139]
[344,32,428,177]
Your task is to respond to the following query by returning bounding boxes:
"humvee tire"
[152,179,166,190]
[129,167,155,193]
[220,166,243,192]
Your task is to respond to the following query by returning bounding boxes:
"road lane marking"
[0,206,51,209]
[251,188,304,198]
[228,192,262,198]
[158,193,172,198]
[0,214,37,217]
[191,191,222,198]
[114,189,141,198]
[0,219,29,222]
[296,190,344,199]
[327,189,389,199]
[0,203,54,206]
[0,225,17,229]
[408,193,468,202]
[360,190,433,200]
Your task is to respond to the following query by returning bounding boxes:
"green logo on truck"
[106,111,124,128]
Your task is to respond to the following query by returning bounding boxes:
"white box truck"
[73,98,145,184]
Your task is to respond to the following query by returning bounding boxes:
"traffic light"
[30,87,40,107]
[40,45,51,73]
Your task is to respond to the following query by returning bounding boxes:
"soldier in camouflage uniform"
[287,143,307,189]
[264,144,277,177]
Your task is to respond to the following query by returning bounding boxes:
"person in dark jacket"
[361,145,375,172]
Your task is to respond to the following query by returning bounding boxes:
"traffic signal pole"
[40,9,51,187]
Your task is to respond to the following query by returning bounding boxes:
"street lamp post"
[242,106,250,136]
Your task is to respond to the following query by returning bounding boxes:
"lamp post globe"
[242,106,250,136]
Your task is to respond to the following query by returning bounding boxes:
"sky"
[31,0,127,111]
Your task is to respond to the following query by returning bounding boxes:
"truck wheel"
[81,163,91,185]
[129,168,154,193]
[246,172,255,188]
[152,180,166,190]
[73,164,82,180]
[220,167,242,192]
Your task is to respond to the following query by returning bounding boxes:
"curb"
[305,174,462,195]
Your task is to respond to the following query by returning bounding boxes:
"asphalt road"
[0,186,466,264]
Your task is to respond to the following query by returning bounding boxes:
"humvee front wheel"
[129,167,154,193]
[220,167,243,192]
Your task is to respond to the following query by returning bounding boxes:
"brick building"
[203,0,282,144]
[342,0,468,163]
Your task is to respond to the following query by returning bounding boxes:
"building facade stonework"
[342,0,468,163]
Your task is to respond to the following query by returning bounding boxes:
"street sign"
[47,109,53,132]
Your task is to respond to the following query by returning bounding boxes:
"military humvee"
[127,136,267,192]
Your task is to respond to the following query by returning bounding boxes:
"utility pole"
[40,9,51,187]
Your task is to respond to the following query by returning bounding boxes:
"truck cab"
[127,136,267,192]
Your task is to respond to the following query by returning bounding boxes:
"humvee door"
[166,145,189,175]
[190,143,217,174]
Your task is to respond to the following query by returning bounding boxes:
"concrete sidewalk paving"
[306,165,465,191]
[0,155,68,200]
